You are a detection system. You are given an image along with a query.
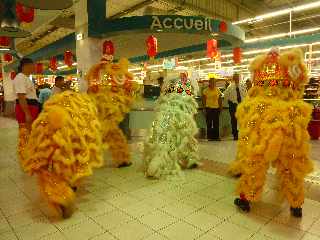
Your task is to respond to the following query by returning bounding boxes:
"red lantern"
[146,35,158,58]
[233,47,242,64]
[103,40,115,55]
[10,72,16,80]
[16,3,35,23]
[64,51,73,67]
[3,53,13,63]
[35,63,44,75]
[207,39,218,59]
[0,37,10,47]
[219,21,228,33]
[49,57,57,71]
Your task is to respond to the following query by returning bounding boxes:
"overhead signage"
[150,16,217,32]
[163,58,176,70]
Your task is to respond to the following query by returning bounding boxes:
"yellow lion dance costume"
[20,57,137,218]
[22,92,104,218]
[86,57,138,168]
[232,48,313,218]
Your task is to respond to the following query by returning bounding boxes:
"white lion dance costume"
[232,48,313,218]
[144,73,200,178]
[20,56,137,218]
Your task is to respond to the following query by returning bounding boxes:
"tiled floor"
[1,117,320,240]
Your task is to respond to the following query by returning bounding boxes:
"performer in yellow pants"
[233,48,313,218]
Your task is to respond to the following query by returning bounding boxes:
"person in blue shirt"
[39,84,52,110]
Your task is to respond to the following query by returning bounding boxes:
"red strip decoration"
[35,63,44,75]
[0,37,10,47]
[103,40,115,55]
[49,57,58,72]
[219,21,228,33]
[0,72,3,80]
[233,47,242,64]
[64,51,73,68]
[4,53,13,63]
[16,3,35,23]
[146,35,158,58]
[207,39,218,59]
[10,72,16,80]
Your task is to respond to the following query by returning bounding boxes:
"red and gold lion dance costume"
[19,57,137,218]
[232,48,313,218]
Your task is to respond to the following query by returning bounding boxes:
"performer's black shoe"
[118,162,132,168]
[290,207,302,218]
[234,198,250,212]
[234,173,242,178]
[71,186,78,192]
[60,205,73,219]
[188,163,199,169]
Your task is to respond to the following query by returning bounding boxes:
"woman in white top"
[12,58,39,162]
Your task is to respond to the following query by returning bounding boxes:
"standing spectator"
[203,78,222,141]
[51,76,64,95]
[224,73,246,140]
[12,58,39,131]
[38,84,52,110]
[12,58,39,163]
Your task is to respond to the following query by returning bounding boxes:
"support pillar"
[74,0,105,92]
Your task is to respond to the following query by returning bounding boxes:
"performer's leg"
[276,160,305,217]
[17,124,29,168]
[184,138,200,169]
[228,157,243,177]
[235,154,269,212]
[108,127,131,168]
[37,169,75,218]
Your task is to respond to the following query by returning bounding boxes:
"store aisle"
[1,117,320,240]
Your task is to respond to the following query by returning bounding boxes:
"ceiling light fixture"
[233,1,320,25]
[245,27,320,43]
[179,57,210,64]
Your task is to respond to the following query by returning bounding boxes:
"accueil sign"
[150,16,224,32]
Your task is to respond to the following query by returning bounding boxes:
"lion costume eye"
[288,65,301,80]
[113,74,126,85]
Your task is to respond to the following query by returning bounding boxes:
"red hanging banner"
[16,3,35,23]
[4,53,13,63]
[49,57,58,72]
[233,47,242,64]
[64,51,73,67]
[0,37,10,47]
[103,40,115,55]
[146,35,158,58]
[207,39,218,59]
[35,63,44,74]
